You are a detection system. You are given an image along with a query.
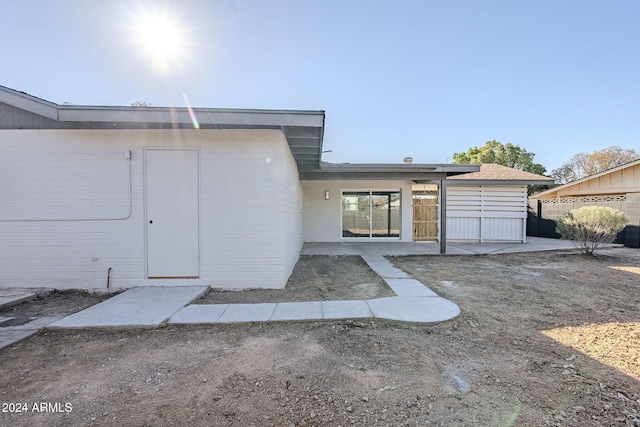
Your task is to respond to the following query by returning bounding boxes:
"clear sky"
[2,0,639,171]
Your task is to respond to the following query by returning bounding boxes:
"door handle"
[149,220,153,224]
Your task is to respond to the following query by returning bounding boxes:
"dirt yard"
[0,250,639,427]
[0,290,115,319]
[196,255,394,304]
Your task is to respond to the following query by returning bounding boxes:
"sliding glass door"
[342,191,400,238]
[371,192,400,237]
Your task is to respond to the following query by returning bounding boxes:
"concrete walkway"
[49,286,209,328]
[0,289,40,308]
[44,254,460,329]
[169,255,460,325]
[0,289,58,349]
[3,238,623,340]
[0,316,62,350]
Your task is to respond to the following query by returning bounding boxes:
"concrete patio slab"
[168,304,229,324]
[321,300,372,320]
[270,301,323,321]
[367,297,460,323]
[301,237,605,257]
[49,286,209,328]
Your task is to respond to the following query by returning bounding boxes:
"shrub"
[556,206,627,256]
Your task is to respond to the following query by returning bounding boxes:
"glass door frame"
[341,189,401,239]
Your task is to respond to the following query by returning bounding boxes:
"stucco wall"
[0,129,299,290]
[302,180,414,242]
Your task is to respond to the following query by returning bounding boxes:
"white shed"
[444,164,553,242]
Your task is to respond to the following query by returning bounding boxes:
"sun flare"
[131,8,190,74]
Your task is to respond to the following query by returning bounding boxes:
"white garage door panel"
[483,218,523,241]
[447,217,481,240]
[146,149,199,278]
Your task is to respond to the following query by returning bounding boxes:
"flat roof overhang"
[58,107,326,170]
[57,105,324,128]
[299,163,480,180]
[0,85,485,181]
[0,85,326,171]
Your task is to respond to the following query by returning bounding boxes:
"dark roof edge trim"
[317,163,480,173]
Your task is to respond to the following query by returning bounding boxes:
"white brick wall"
[279,140,303,286]
[0,129,301,290]
[0,130,144,289]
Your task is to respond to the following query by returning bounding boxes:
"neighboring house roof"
[0,84,480,180]
[447,163,554,185]
[531,158,640,199]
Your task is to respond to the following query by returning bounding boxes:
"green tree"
[551,146,640,184]
[556,206,627,256]
[453,140,547,175]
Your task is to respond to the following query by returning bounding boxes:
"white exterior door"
[146,149,199,278]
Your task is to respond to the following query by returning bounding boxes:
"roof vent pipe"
[403,157,413,164]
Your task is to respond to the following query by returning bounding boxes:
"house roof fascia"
[0,85,325,169]
[56,105,325,128]
[0,86,325,127]
[0,85,58,120]
[316,163,479,173]
[300,171,460,180]
[59,106,325,170]
[299,163,480,180]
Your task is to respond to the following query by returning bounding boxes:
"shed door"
[146,149,199,278]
